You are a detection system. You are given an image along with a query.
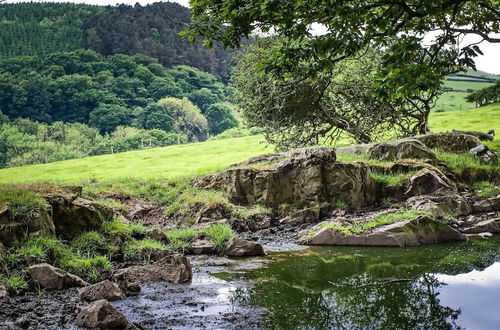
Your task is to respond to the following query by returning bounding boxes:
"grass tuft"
[0,185,47,222]
[165,227,198,251]
[473,181,500,198]
[203,223,235,249]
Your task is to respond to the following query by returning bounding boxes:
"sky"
[3,0,500,74]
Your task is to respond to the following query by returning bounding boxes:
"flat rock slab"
[304,216,466,247]
[29,263,88,290]
[462,218,500,234]
[368,139,437,161]
[112,253,192,285]
[224,238,265,257]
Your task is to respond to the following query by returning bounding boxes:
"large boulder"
[405,168,456,197]
[472,196,500,213]
[303,216,466,247]
[0,204,55,249]
[195,147,376,210]
[78,280,126,302]
[462,218,500,234]
[415,133,481,153]
[75,299,128,329]
[29,263,88,290]
[407,194,471,217]
[368,139,437,161]
[111,253,192,285]
[48,196,114,238]
[224,237,265,257]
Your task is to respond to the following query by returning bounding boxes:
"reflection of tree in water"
[236,273,460,329]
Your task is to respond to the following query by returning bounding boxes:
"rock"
[472,196,500,213]
[405,168,456,197]
[469,144,498,164]
[224,237,265,257]
[117,281,141,295]
[127,203,153,221]
[195,202,232,222]
[29,263,88,290]
[145,228,169,242]
[279,208,320,225]
[466,232,493,239]
[48,196,115,238]
[415,133,481,153]
[190,239,216,255]
[407,194,471,217]
[112,253,192,285]
[368,139,437,161]
[304,216,466,247]
[462,218,500,234]
[335,144,375,154]
[0,283,8,298]
[452,129,494,141]
[75,299,128,329]
[196,147,375,210]
[0,204,55,249]
[78,280,126,302]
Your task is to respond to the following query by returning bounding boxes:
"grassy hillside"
[0,104,498,184]
[436,70,498,111]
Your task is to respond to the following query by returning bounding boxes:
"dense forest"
[0,49,241,168]
[0,2,232,81]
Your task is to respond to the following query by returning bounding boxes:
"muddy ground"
[0,256,270,330]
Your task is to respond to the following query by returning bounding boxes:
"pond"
[224,236,500,329]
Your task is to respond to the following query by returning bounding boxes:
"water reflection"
[231,236,500,329]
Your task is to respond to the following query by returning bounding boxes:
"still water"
[228,236,500,329]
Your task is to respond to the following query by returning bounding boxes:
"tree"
[466,80,500,107]
[88,104,131,134]
[157,97,209,142]
[231,39,433,148]
[205,103,238,135]
[186,0,499,130]
[142,103,175,132]
[188,88,221,114]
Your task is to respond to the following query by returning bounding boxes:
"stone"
[279,208,320,225]
[472,196,500,213]
[48,196,115,238]
[469,144,498,164]
[75,299,128,329]
[405,168,456,197]
[415,133,481,153]
[462,218,500,234]
[0,204,55,249]
[368,139,437,161]
[190,239,216,255]
[146,228,169,242]
[465,232,493,239]
[195,202,232,222]
[78,280,126,302]
[407,194,471,217]
[335,144,375,154]
[452,129,494,141]
[196,147,375,210]
[304,215,466,247]
[224,237,265,257]
[117,281,141,295]
[112,253,192,285]
[29,263,88,290]
[0,283,8,298]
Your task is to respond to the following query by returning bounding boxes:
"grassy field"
[0,103,498,184]
[435,71,497,111]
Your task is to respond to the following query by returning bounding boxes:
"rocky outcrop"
[46,193,114,238]
[407,194,471,217]
[196,147,376,210]
[304,216,466,247]
[279,208,320,225]
[0,204,55,249]
[368,139,437,161]
[472,196,500,213]
[415,133,481,153]
[405,168,456,197]
[112,253,192,285]
[75,299,128,329]
[78,280,126,302]
[29,263,88,290]
[462,218,500,234]
[195,202,232,223]
[224,238,265,257]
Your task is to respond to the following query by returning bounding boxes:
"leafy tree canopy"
[186,0,500,99]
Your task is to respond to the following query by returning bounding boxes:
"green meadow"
[0,103,498,184]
